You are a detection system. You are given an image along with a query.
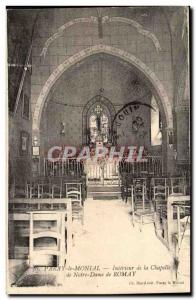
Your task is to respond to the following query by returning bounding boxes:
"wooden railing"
[119,155,163,176]
[44,158,84,177]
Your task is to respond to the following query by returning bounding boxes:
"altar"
[84,158,119,186]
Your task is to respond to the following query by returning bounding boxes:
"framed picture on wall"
[22,92,30,120]
[32,146,39,156]
[20,131,29,156]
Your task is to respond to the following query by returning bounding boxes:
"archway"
[32,44,173,143]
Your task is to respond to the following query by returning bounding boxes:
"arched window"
[151,96,162,146]
[83,95,116,145]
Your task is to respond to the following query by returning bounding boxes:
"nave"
[7,7,190,294]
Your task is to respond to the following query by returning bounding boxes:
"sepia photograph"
[6,5,191,295]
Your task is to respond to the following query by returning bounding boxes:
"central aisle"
[60,199,185,294]
[72,199,171,266]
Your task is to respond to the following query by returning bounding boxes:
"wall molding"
[40,16,161,58]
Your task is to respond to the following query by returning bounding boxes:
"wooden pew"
[9,198,72,266]
[28,211,67,267]
[167,194,190,250]
[170,199,190,279]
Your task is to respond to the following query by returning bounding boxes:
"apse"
[40,53,162,155]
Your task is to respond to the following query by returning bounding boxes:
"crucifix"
[94,104,103,131]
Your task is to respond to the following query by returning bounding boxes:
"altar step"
[87,185,121,200]
[87,176,120,186]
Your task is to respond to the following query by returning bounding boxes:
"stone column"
[175,105,190,175]
[32,129,41,177]
[175,105,190,162]
[165,127,176,175]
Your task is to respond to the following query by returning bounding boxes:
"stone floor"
[65,199,189,294]
[10,199,190,294]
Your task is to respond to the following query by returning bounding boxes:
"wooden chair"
[120,173,127,202]
[26,179,40,198]
[81,176,87,205]
[153,184,169,207]
[135,177,151,195]
[124,175,133,204]
[175,204,190,251]
[151,177,168,200]
[26,177,49,199]
[153,184,169,237]
[122,175,147,204]
[133,178,147,186]
[64,182,84,204]
[67,189,84,225]
[38,177,52,198]
[151,177,168,187]
[65,182,82,195]
[12,179,28,198]
[170,177,186,195]
[50,177,62,198]
[131,182,155,232]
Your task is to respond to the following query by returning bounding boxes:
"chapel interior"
[8,7,190,291]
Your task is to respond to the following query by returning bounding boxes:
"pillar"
[175,105,190,174]
[175,105,190,161]
[165,127,176,175]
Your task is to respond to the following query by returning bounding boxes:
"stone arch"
[40,16,161,58]
[32,44,173,142]
[82,94,116,145]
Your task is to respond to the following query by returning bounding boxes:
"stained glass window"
[89,105,109,144]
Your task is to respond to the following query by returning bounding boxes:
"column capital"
[175,104,189,113]
[165,127,174,134]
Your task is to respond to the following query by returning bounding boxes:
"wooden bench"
[9,198,72,266]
